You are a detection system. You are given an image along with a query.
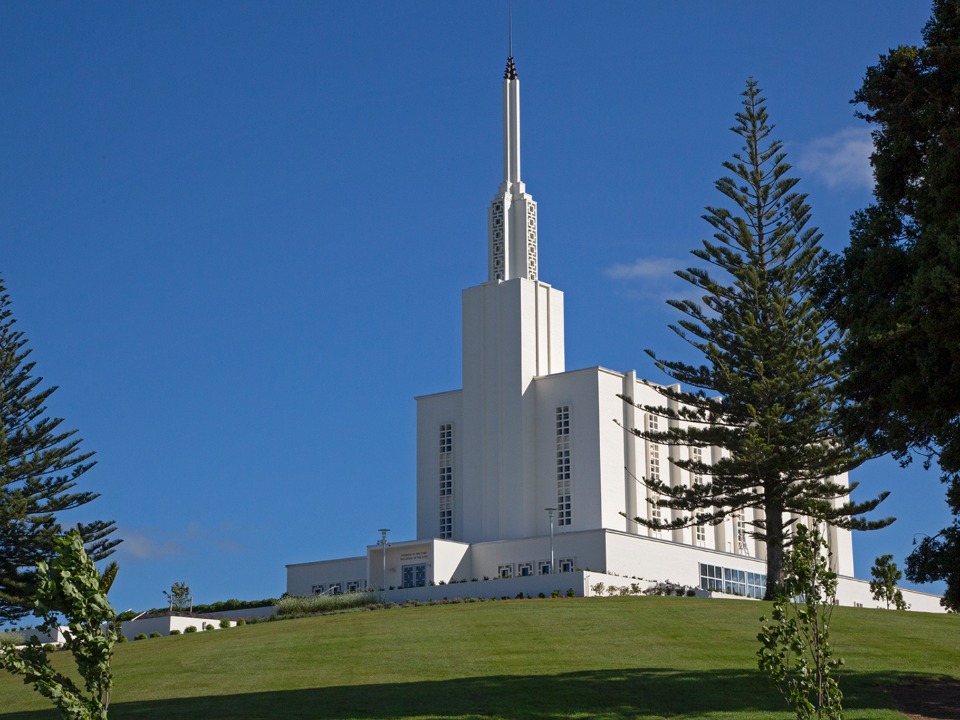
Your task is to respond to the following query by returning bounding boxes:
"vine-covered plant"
[0,530,118,719]
[758,524,844,719]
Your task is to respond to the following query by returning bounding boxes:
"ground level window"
[498,564,514,579]
[559,557,575,573]
[311,584,325,595]
[699,563,723,592]
[538,561,552,575]
[346,580,365,592]
[517,562,533,577]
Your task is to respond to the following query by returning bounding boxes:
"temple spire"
[487,52,538,283]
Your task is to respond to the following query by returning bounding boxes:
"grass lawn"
[0,596,957,719]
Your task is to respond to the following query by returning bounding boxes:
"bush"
[149,632,162,639]
[0,631,24,646]
[276,591,382,617]
[235,619,246,626]
[219,618,231,628]
[117,635,128,643]
[551,589,562,598]
[686,589,696,597]
[134,634,147,641]
[43,643,57,653]
[184,626,198,633]
[591,582,605,595]
[169,629,181,636]
[566,588,576,597]
[204,624,216,631]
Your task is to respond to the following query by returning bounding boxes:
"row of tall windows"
[556,406,572,526]
[439,424,453,539]
[699,563,766,599]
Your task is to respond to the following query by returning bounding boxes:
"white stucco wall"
[286,556,367,597]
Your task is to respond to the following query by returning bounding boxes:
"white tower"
[459,56,565,542]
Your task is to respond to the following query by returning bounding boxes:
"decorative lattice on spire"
[504,56,518,80]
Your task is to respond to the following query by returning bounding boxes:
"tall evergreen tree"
[622,81,892,598]
[0,277,119,624]
[824,0,960,611]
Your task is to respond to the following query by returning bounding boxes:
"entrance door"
[402,564,427,588]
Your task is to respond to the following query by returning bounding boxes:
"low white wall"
[121,615,235,640]
[837,576,945,613]
[377,572,589,603]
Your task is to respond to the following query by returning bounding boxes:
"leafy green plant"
[184,626,197,634]
[758,524,844,719]
[235,619,246,626]
[169,630,181,636]
[0,530,118,720]
[869,554,908,610]
[134,634,147,641]
[219,619,231,629]
[149,633,162,639]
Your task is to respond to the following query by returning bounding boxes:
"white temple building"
[286,56,943,612]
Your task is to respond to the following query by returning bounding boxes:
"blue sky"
[1,1,948,614]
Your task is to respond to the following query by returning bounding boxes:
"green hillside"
[1,597,957,719]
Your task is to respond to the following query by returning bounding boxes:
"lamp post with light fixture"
[377,528,390,589]
[544,507,557,574]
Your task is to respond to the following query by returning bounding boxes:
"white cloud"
[606,257,684,280]
[797,127,873,190]
[119,530,184,560]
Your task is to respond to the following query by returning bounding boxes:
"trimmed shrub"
[149,632,162,639]
[169,629,181,635]
[134,634,147,641]
[235,619,246,626]
[276,591,382,617]
[184,626,198,633]
[43,643,57,653]
[687,589,696,597]
[219,618,231,628]
[566,588,576,597]
[204,624,216,631]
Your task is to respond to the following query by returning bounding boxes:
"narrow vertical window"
[647,414,664,535]
[734,512,749,555]
[439,424,453,539]
[556,406,572,526]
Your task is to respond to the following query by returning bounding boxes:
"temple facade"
[286,56,943,613]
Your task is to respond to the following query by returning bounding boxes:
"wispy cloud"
[605,257,684,280]
[119,530,184,560]
[117,522,243,561]
[797,127,873,190]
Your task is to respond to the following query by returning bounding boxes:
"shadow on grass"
[1,667,951,719]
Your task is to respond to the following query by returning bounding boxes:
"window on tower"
[556,406,572,526]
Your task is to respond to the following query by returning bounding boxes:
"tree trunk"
[764,503,785,600]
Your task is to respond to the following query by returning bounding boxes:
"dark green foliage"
[0,530,118,720]
[623,81,891,598]
[869,554,908,610]
[906,524,960,612]
[823,0,960,613]
[0,277,119,624]
[183,626,197,634]
[134,634,147,641]
[163,581,190,613]
[758,525,844,719]
[148,632,162,639]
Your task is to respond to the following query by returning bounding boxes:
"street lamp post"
[377,528,391,589]
[545,507,557,574]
